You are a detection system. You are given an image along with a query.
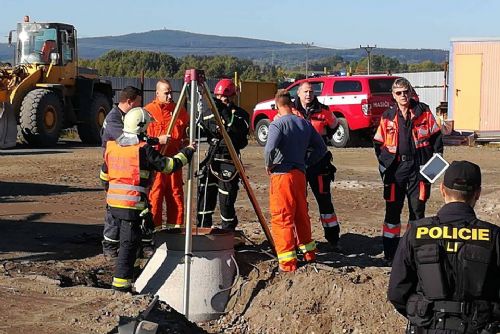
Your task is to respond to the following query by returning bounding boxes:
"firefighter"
[374,78,443,264]
[99,107,195,292]
[100,86,168,259]
[196,79,249,231]
[100,86,142,259]
[294,82,341,250]
[265,90,326,272]
[145,79,189,229]
[388,161,500,334]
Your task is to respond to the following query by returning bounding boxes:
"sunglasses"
[394,90,410,96]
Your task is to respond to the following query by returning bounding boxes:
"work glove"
[140,209,154,237]
[146,136,160,146]
[195,164,208,178]
[220,107,232,124]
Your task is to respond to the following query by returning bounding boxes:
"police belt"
[409,317,467,334]
[433,300,473,315]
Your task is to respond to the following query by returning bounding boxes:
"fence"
[103,76,219,105]
[104,76,276,119]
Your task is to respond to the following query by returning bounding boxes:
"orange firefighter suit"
[270,169,317,271]
[145,99,189,228]
[265,112,325,272]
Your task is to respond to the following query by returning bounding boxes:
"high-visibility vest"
[374,107,440,154]
[104,141,150,210]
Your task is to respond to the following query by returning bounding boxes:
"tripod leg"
[200,81,275,253]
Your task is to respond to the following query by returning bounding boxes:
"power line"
[360,44,376,74]
[302,42,313,78]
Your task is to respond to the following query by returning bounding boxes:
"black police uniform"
[294,97,340,246]
[388,202,500,333]
[196,99,249,230]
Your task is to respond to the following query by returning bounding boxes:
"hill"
[0,29,448,66]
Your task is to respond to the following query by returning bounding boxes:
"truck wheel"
[330,117,350,148]
[255,118,270,146]
[20,89,63,147]
[77,92,112,145]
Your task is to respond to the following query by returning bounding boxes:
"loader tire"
[20,89,63,147]
[77,92,112,145]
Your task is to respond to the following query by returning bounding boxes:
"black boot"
[324,225,342,252]
[382,237,400,265]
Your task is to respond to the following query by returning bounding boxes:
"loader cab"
[15,21,76,67]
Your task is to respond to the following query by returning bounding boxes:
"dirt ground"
[1,141,499,334]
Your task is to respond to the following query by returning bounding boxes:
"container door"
[453,54,482,131]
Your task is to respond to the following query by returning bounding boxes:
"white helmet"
[123,107,154,135]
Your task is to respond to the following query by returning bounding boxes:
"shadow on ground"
[0,181,100,198]
[315,232,386,268]
[0,140,100,156]
[0,217,102,262]
[234,232,387,273]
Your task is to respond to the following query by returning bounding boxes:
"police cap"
[443,160,481,191]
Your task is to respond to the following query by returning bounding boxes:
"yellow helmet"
[123,107,154,135]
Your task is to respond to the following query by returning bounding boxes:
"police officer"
[374,78,443,263]
[196,79,249,230]
[294,82,340,250]
[100,107,195,292]
[388,161,500,334]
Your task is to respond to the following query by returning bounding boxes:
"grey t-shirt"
[264,114,326,173]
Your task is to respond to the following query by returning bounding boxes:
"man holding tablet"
[373,78,443,264]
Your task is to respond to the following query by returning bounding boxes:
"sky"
[1,0,500,50]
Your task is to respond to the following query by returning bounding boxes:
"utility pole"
[302,42,313,78]
[360,44,376,75]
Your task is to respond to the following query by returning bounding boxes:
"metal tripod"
[162,69,274,318]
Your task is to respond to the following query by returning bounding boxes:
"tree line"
[309,54,444,75]
[79,50,446,82]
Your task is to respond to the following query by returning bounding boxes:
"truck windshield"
[16,23,57,65]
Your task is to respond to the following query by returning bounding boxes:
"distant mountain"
[0,29,448,66]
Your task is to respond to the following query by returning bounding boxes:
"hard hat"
[214,79,236,97]
[123,107,154,135]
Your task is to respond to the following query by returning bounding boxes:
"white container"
[135,228,236,322]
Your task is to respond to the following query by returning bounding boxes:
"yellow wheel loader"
[0,17,113,147]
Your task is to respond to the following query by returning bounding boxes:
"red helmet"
[214,79,236,97]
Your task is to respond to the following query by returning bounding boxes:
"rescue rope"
[195,86,210,229]
[236,233,275,260]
